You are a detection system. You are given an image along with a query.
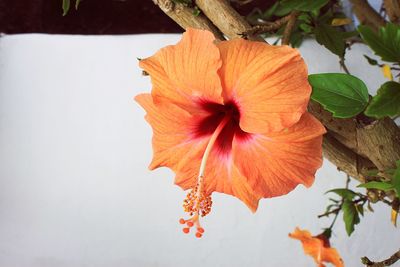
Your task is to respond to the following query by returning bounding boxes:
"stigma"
[179,181,211,238]
[179,112,232,238]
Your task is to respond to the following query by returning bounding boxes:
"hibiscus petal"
[233,113,326,198]
[289,228,344,267]
[136,94,261,211]
[135,93,208,174]
[139,28,223,113]
[217,38,311,133]
[174,149,261,212]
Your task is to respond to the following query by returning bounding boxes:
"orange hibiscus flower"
[135,28,326,237]
[289,228,344,267]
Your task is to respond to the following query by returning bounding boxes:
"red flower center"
[194,100,253,157]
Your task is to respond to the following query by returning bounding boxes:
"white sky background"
[0,33,399,267]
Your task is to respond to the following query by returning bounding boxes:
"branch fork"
[152,0,400,184]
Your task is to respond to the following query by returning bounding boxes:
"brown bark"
[244,15,291,36]
[362,249,400,266]
[309,101,400,171]
[281,11,299,45]
[152,0,224,40]
[195,0,264,41]
[358,118,400,170]
[384,0,400,23]
[154,0,400,184]
[322,133,374,182]
[350,0,386,30]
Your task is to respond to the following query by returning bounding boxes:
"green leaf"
[342,199,360,236]
[329,198,340,203]
[340,30,359,39]
[363,55,379,66]
[356,204,364,216]
[315,9,330,23]
[299,23,313,33]
[263,2,279,19]
[326,188,358,200]
[62,0,71,16]
[298,13,312,24]
[75,0,81,10]
[310,9,320,18]
[357,181,394,191]
[172,0,192,5]
[358,23,400,62]
[367,201,374,212]
[393,160,400,198]
[274,0,329,16]
[364,169,379,176]
[387,168,396,176]
[314,24,346,57]
[309,73,370,118]
[322,228,332,239]
[192,6,201,16]
[365,81,400,118]
[324,204,339,214]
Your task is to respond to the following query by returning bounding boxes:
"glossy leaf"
[299,23,313,33]
[62,0,70,16]
[193,6,201,16]
[309,73,370,118]
[365,81,400,118]
[274,0,329,16]
[298,13,312,24]
[357,181,394,191]
[341,30,359,39]
[315,24,345,57]
[342,199,360,236]
[75,0,81,10]
[358,23,400,62]
[326,188,357,200]
[356,204,364,217]
[290,31,304,48]
[171,0,192,5]
[263,1,280,19]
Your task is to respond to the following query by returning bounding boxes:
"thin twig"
[318,197,367,218]
[282,11,299,45]
[340,57,351,74]
[244,14,293,36]
[361,249,400,266]
[318,206,342,218]
[328,210,340,230]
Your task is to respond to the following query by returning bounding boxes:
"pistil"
[179,113,232,237]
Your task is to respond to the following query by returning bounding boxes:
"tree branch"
[152,0,224,40]
[349,0,386,30]
[384,0,400,23]
[362,249,400,266]
[244,13,293,36]
[281,11,299,45]
[195,0,265,41]
[154,0,400,185]
[309,101,400,171]
[322,133,375,182]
